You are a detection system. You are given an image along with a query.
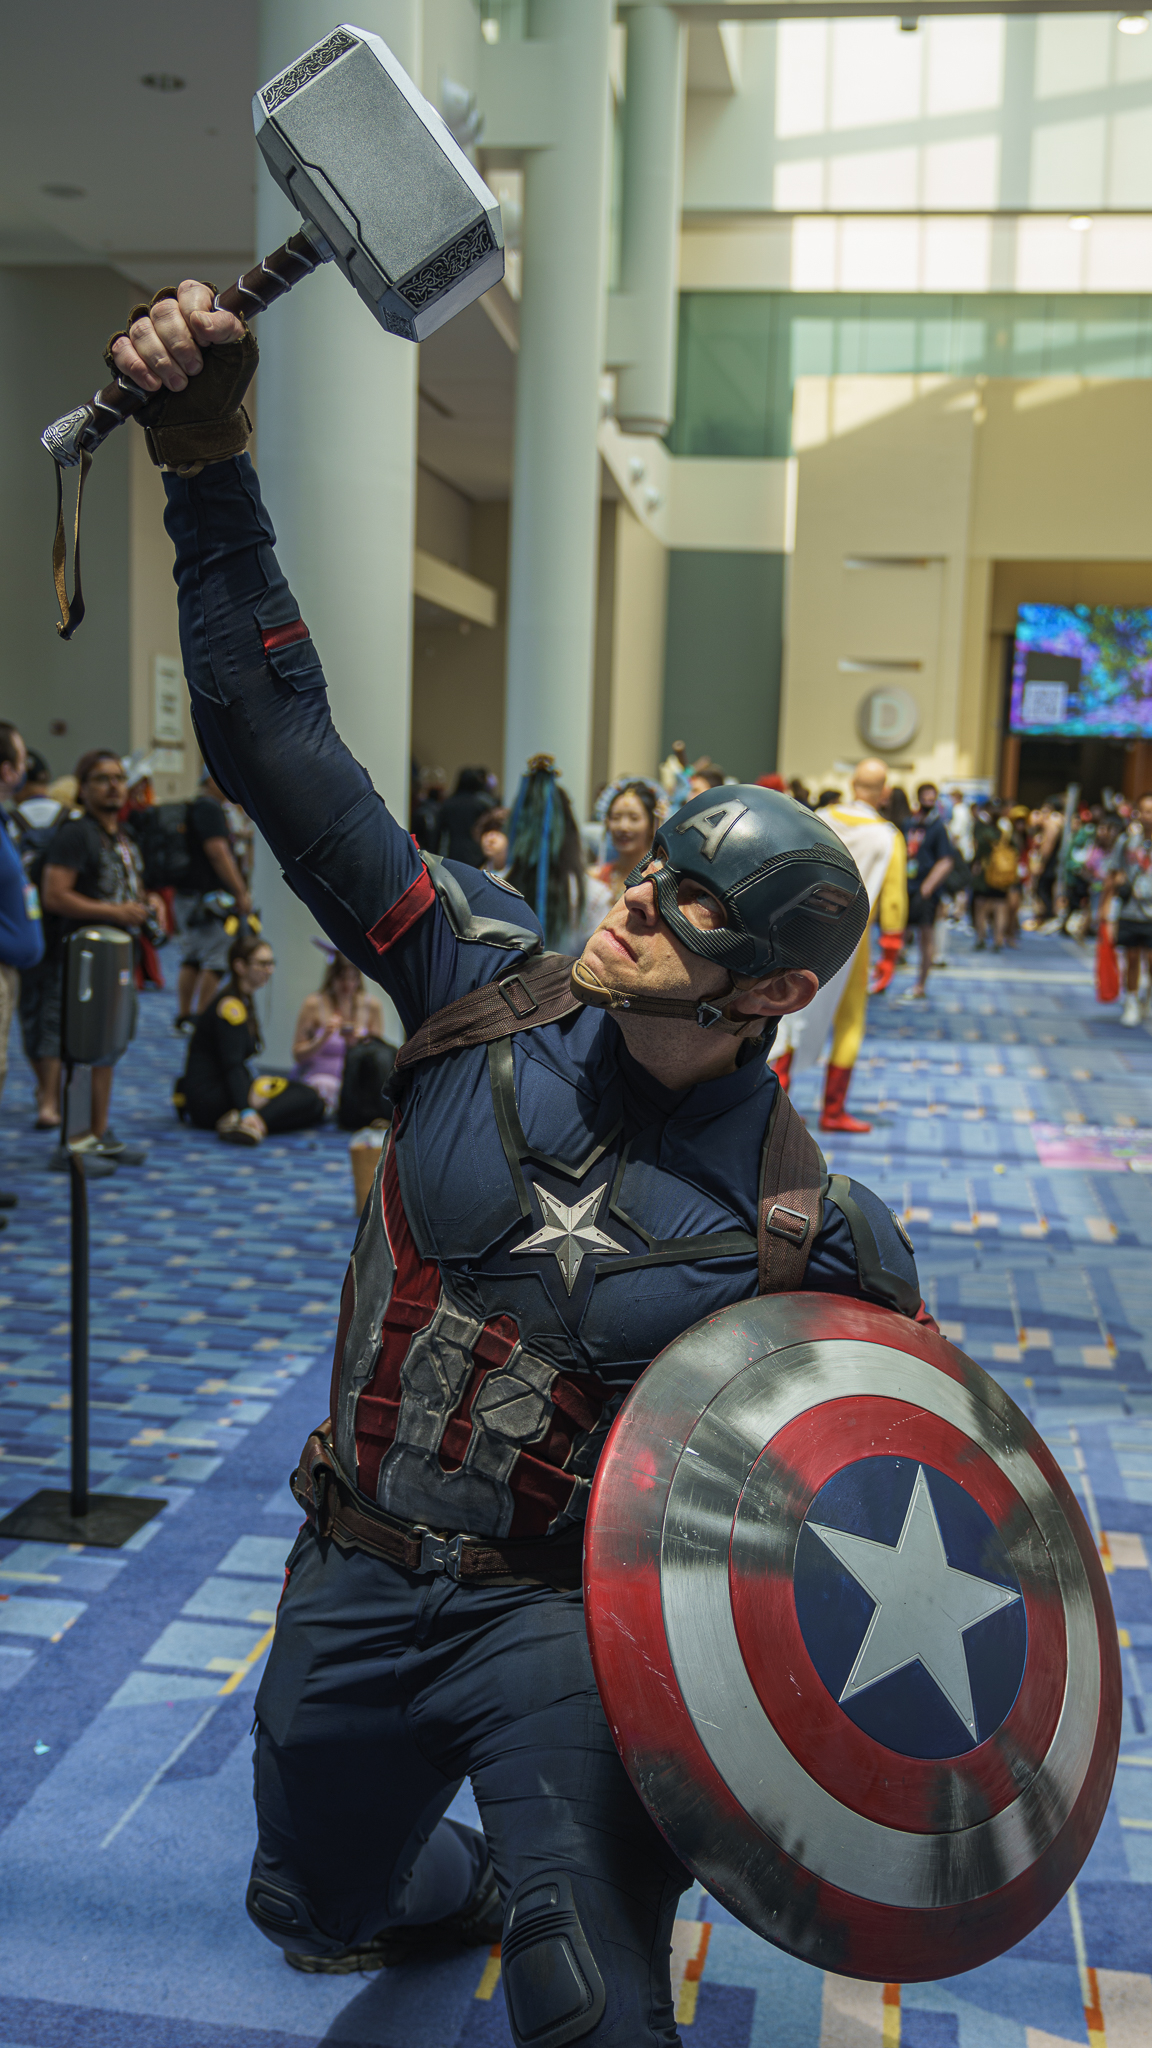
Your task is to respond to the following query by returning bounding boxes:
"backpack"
[337,1036,398,1130]
[131,802,193,891]
[13,799,68,892]
[984,834,1019,891]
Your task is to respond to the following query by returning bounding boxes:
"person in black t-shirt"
[901,783,955,1001]
[435,767,496,868]
[177,929,325,1145]
[173,773,253,1029]
[39,750,166,1163]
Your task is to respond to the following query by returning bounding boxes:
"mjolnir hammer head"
[254,24,504,342]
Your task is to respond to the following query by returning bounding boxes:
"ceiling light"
[480,16,500,43]
[140,72,186,91]
[41,183,86,199]
[1068,215,1093,232]
[1118,13,1149,32]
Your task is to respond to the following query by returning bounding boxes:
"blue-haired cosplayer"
[161,438,931,2046]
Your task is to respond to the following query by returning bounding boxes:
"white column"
[252,0,419,1061]
[616,2,688,437]
[502,0,613,823]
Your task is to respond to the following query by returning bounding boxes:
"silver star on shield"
[810,1465,1019,1740]
[511,1184,628,1295]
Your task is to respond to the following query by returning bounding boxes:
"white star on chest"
[511,1184,628,1295]
[810,1465,1019,1740]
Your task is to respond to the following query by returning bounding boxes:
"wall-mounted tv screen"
[1010,603,1152,739]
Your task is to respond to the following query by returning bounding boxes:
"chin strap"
[569,955,753,1035]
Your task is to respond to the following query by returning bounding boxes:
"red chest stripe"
[353,1138,441,1497]
[341,1133,607,1535]
[366,867,437,955]
[438,1315,519,1473]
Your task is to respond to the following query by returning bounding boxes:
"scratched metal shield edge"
[583,1292,1122,1983]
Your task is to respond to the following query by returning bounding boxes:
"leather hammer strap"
[290,1427,584,1589]
[105,290,258,474]
[394,952,580,1075]
[758,1084,826,1293]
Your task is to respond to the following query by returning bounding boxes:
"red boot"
[772,1048,793,1094]
[820,1064,871,1133]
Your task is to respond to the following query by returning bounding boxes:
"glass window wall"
[669,291,1152,457]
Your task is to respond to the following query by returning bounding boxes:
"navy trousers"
[249,1527,691,2046]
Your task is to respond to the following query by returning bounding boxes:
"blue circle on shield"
[793,1457,1027,1758]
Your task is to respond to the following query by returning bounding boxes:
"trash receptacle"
[350,1126,387,1211]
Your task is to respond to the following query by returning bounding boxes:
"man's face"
[0,732,26,795]
[82,759,127,821]
[580,858,735,1008]
[1138,796,1152,836]
[918,786,938,813]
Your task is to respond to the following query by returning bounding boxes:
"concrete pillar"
[502,0,613,823]
[616,3,688,438]
[252,0,419,1060]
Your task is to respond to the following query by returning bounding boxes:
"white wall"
[684,15,1152,217]
[0,266,134,776]
[781,373,1152,795]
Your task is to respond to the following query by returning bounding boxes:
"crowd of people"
[0,721,400,1190]
[5,712,1152,1216]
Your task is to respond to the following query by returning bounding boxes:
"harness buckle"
[416,1530,466,1580]
[498,975,539,1020]
[765,1202,810,1246]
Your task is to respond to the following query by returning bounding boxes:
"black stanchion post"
[68,1116,90,1523]
[0,931,166,1548]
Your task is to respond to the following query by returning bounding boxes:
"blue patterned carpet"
[0,927,1150,2048]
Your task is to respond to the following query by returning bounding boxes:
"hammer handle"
[41,227,332,469]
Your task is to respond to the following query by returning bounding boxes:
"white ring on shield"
[658,1341,1098,1911]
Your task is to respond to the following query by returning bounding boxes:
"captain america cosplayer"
[109,287,931,2048]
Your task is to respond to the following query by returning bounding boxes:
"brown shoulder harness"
[392,951,824,1293]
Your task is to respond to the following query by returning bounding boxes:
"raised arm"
[110,283,541,1033]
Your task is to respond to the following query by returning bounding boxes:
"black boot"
[284,1862,502,1975]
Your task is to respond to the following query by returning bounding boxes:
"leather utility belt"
[290,1425,585,1591]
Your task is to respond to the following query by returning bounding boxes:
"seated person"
[178,931,325,1145]
[290,948,386,1113]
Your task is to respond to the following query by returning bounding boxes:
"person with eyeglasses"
[37,751,165,1166]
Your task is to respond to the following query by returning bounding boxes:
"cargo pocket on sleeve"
[265,634,326,692]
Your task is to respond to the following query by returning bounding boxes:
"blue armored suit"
[162,452,925,2045]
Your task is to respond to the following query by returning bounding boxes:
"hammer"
[41,23,504,471]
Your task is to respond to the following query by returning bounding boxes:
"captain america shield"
[584,1293,1121,1983]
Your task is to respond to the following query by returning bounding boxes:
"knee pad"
[501,1872,606,2048]
[245,1874,342,1958]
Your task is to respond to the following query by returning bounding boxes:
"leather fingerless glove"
[105,288,259,475]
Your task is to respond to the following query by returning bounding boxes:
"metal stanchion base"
[0,1490,166,1548]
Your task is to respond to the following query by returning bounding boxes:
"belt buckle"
[417,1530,465,1580]
[766,1201,809,1245]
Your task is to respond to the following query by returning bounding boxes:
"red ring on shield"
[728,1396,1068,1832]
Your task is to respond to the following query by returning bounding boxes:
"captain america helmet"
[627,785,869,986]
